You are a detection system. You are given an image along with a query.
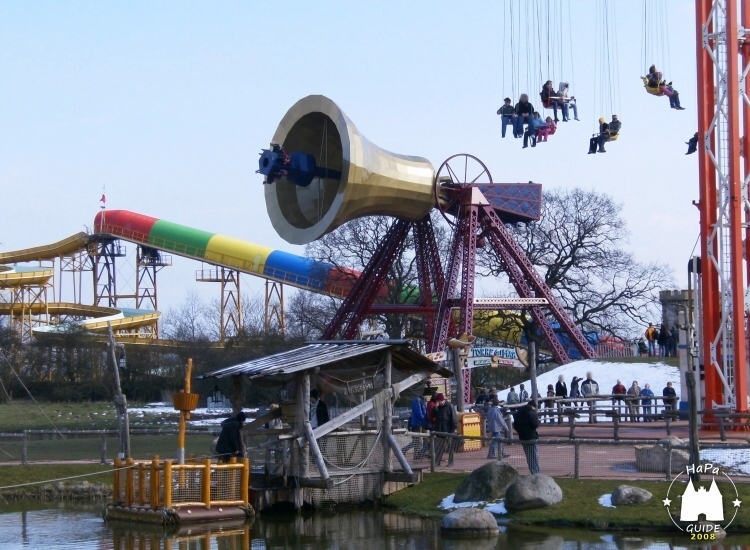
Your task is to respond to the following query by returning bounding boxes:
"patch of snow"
[485,501,507,515]
[598,494,616,508]
[701,448,750,476]
[497,359,680,422]
[439,494,507,515]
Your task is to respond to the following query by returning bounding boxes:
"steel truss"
[323,156,594,405]
[696,0,749,411]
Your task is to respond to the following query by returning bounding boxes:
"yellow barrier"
[460,413,482,451]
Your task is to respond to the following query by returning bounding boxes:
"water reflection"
[3,502,750,549]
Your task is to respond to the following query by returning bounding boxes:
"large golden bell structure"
[264,95,436,245]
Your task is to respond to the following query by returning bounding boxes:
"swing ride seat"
[608,132,620,142]
[641,77,665,96]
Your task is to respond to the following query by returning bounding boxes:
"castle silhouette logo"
[663,463,742,539]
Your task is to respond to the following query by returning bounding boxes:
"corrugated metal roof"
[199,340,449,379]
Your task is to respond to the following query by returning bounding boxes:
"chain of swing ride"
[501,0,575,106]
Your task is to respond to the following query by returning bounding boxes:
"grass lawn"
[384,473,750,531]
[0,464,112,491]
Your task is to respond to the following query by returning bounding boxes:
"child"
[537,117,556,141]
[523,112,546,148]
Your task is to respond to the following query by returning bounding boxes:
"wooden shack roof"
[198,340,452,380]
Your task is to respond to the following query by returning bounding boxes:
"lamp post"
[107,322,130,459]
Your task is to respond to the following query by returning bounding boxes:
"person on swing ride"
[686,132,698,155]
[608,114,622,138]
[588,117,610,154]
[540,80,564,123]
[514,94,535,138]
[645,65,686,110]
[523,112,546,148]
[557,82,580,121]
[497,97,517,139]
[537,116,556,142]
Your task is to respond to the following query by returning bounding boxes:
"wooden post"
[387,433,414,475]
[282,439,289,488]
[613,412,620,440]
[241,458,250,505]
[718,415,727,441]
[125,457,134,506]
[108,322,130,459]
[100,432,108,465]
[232,375,244,416]
[163,460,173,508]
[113,457,122,503]
[383,350,393,474]
[574,441,580,479]
[294,373,310,510]
[304,421,331,486]
[203,458,212,509]
[666,414,672,436]
[568,413,576,439]
[666,443,673,481]
[21,431,27,465]
[138,462,146,505]
[150,456,159,509]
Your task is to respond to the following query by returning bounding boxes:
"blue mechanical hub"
[258,144,342,187]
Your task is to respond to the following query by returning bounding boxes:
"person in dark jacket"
[612,379,627,415]
[404,390,428,458]
[608,115,622,138]
[662,381,678,412]
[310,389,329,428]
[588,117,610,154]
[658,324,671,357]
[497,97,517,138]
[686,132,698,155]
[555,375,567,424]
[518,384,529,403]
[542,384,556,424]
[434,393,458,467]
[216,411,246,463]
[513,403,541,474]
[513,94,535,138]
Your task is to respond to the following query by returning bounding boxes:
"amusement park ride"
[0,0,749,418]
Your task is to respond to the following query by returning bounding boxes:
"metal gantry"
[696,0,749,411]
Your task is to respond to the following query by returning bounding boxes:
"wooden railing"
[113,456,249,509]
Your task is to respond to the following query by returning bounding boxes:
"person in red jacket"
[612,380,627,416]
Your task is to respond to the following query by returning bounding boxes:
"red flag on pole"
[100,194,106,204]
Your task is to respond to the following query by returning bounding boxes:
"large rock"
[441,508,499,533]
[611,485,652,506]
[635,437,689,474]
[505,474,563,511]
[454,461,519,503]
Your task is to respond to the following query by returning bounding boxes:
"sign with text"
[466,347,524,369]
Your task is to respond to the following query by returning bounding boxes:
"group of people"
[644,65,685,110]
[497,82,578,148]
[407,387,460,466]
[611,379,678,422]
[643,322,680,357]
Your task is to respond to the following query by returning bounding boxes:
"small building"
[200,340,452,511]
[660,289,692,329]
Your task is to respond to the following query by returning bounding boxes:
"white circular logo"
[664,463,741,540]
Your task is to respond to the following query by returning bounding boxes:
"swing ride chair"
[642,76,666,97]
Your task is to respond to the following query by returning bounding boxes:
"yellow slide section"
[203,234,274,275]
[0,232,91,264]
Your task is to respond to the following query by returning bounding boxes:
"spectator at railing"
[569,377,582,408]
[663,382,677,412]
[513,402,541,474]
[519,384,529,403]
[627,381,641,422]
[486,396,510,459]
[581,372,600,423]
[506,386,520,405]
[640,384,655,421]
[555,375,567,424]
[612,380,627,415]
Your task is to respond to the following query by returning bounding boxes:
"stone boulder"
[611,485,652,506]
[505,474,563,511]
[441,508,499,534]
[634,437,689,474]
[454,461,519,503]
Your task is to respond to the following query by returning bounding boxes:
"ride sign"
[466,347,523,369]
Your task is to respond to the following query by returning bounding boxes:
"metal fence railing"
[402,433,750,481]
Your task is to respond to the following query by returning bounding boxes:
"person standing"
[434,393,458,467]
[662,381,677,412]
[645,323,657,357]
[640,384,655,421]
[513,402,541,474]
[497,98,517,138]
[555,375,567,424]
[670,326,679,358]
[581,372,600,423]
[506,386,520,405]
[518,384,529,403]
[542,384,555,424]
[627,380,642,422]
[569,376,582,408]
[310,390,329,429]
[404,389,428,458]
[486,396,510,459]
[216,411,247,463]
[658,325,671,357]
[612,379,627,416]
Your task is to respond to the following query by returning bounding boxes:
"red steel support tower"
[696,0,749,411]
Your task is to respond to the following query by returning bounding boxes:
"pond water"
[1,501,749,549]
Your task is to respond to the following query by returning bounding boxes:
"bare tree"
[161,290,210,341]
[478,188,674,338]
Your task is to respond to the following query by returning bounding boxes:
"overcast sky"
[0,1,699,312]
